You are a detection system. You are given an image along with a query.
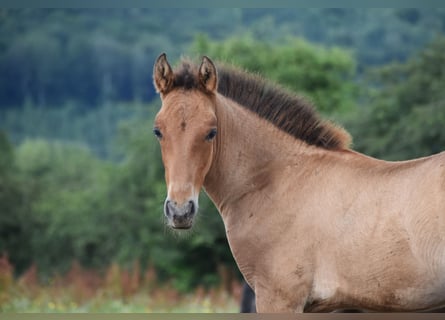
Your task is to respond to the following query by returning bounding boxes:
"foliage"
[0,9,242,108]
[0,103,150,158]
[14,139,118,273]
[1,9,445,108]
[346,37,445,160]
[241,8,445,67]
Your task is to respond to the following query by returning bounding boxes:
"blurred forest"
[1,8,445,310]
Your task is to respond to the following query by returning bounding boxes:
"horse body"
[206,94,445,312]
[152,53,445,312]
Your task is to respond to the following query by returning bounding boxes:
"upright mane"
[171,59,351,150]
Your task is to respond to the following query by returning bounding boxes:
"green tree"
[14,139,119,272]
[347,37,445,160]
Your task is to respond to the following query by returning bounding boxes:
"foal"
[152,53,445,312]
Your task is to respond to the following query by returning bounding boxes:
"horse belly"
[308,273,445,312]
[349,266,445,311]
[394,282,445,311]
[308,243,445,312]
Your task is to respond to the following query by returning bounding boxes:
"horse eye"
[153,128,163,139]
[205,128,217,141]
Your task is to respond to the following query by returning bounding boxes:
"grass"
[0,255,240,313]
[2,291,239,312]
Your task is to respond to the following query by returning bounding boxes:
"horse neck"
[203,95,305,219]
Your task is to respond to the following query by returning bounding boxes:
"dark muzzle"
[164,200,196,229]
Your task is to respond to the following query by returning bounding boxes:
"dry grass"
[0,254,241,313]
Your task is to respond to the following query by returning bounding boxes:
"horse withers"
[152,53,445,312]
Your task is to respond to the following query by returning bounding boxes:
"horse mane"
[172,59,352,150]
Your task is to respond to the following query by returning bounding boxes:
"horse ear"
[153,53,174,94]
[199,56,218,93]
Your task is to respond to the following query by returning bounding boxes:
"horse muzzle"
[164,199,197,229]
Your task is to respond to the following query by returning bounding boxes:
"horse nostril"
[189,200,195,215]
[165,200,172,217]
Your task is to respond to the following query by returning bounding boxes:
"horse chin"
[169,220,194,230]
[171,224,192,230]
